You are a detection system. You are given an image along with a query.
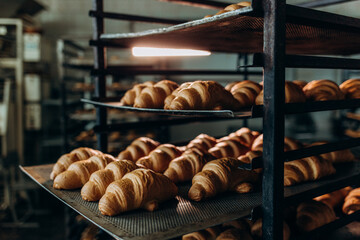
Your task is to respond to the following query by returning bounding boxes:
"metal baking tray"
[81,98,254,118]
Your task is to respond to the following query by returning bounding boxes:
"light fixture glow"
[132,47,211,57]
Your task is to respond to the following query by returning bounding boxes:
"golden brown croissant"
[293,80,308,89]
[237,150,262,164]
[225,81,241,91]
[342,188,360,215]
[182,227,221,240]
[136,144,183,173]
[251,134,302,152]
[216,228,253,240]
[98,169,178,216]
[186,133,217,153]
[296,200,336,232]
[229,127,260,148]
[81,160,138,201]
[53,154,116,189]
[133,80,179,108]
[164,148,215,183]
[188,158,259,201]
[251,218,290,240]
[117,137,160,161]
[165,81,240,110]
[284,156,336,187]
[314,187,352,208]
[255,81,306,105]
[303,79,344,101]
[209,135,249,159]
[309,141,355,163]
[339,78,360,99]
[119,81,155,106]
[164,82,191,109]
[50,147,102,180]
[229,80,262,108]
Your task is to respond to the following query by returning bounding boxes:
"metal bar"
[247,53,360,69]
[262,0,286,239]
[284,99,360,114]
[158,0,229,9]
[89,10,186,25]
[295,210,360,240]
[91,68,263,76]
[92,0,108,152]
[296,0,358,8]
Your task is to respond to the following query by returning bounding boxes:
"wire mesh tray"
[81,98,254,118]
[20,164,260,240]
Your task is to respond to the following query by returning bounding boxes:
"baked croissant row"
[136,144,183,173]
[314,187,352,208]
[50,147,101,180]
[342,188,360,215]
[284,156,336,187]
[119,81,155,106]
[182,227,221,240]
[188,158,259,201]
[296,200,336,232]
[53,154,116,189]
[309,141,355,163]
[81,160,138,201]
[117,137,160,161]
[164,148,215,183]
[164,82,191,109]
[303,79,344,101]
[186,133,217,153]
[255,81,306,105]
[228,127,260,148]
[251,218,290,240]
[228,80,262,108]
[209,135,249,159]
[99,169,178,216]
[134,80,179,108]
[165,81,240,110]
[339,78,360,99]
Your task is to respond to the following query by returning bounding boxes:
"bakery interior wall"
[34,0,360,145]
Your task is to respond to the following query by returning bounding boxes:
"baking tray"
[20,164,260,240]
[81,98,254,118]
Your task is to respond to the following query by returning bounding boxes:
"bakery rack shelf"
[242,53,360,69]
[20,161,360,240]
[90,2,360,55]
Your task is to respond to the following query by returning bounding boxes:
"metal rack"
[21,0,360,239]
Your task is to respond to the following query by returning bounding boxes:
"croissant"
[216,228,253,240]
[119,81,155,106]
[251,134,302,152]
[342,188,360,215]
[237,150,262,164]
[188,158,259,201]
[284,156,336,187]
[314,187,352,208]
[293,80,308,89]
[229,127,260,148]
[339,78,360,99]
[117,137,160,161]
[309,141,355,163]
[296,200,336,232]
[182,227,221,240]
[164,82,191,109]
[255,81,306,105]
[225,81,241,91]
[81,160,138,201]
[186,133,217,153]
[136,144,183,173]
[133,80,179,108]
[209,135,249,159]
[53,154,115,189]
[165,81,240,110]
[50,147,102,180]
[251,218,290,240]
[303,79,344,101]
[164,148,215,183]
[204,2,251,18]
[229,80,262,108]
[99,169,178,216]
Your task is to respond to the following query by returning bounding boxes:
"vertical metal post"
[262,0,286,239]
[92,0,108,152]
